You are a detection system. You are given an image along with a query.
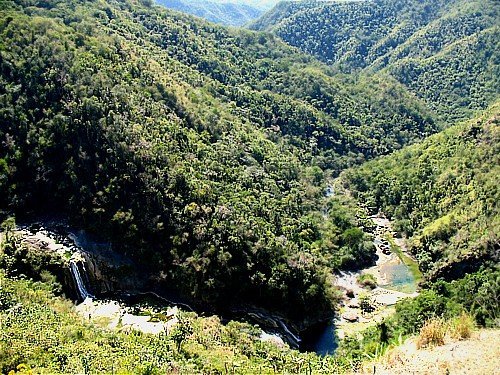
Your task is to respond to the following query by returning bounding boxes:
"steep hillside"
[155,0,263,26]
[362,329,500,375]
[0,0,438,322]
[0,270,346,374]
[343,104,499,281]
[251,0,500,122]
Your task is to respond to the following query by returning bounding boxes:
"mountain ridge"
[250,0,500,123]
[155,0,263,26]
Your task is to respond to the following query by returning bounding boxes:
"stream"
[299,186,419,355]
[16,200,419,356]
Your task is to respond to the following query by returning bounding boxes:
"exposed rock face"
[80,251,144,296]
[429,253,494,282]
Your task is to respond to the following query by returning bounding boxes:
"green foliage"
[395,267,499,335]
[0,271,363,374]
[0,0,429,322]
[344,105,500,280]
[170,312,194,352]
[251,0,500,123]
[155,0,263,26]
[359,294,375,313]
[357,274,377,290]
[0,219,64,291]
[395,290,451,334]
[0,0,343,322]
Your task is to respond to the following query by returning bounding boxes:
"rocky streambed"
[303,212,420,355]
[337,215,419,334]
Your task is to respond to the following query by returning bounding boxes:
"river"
[16,204,419,356]
[300,186,420,355]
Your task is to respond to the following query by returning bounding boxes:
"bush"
[416,318,445,349]
[357,274,377,290]
[359,294,375,313]
[395,290,448,334]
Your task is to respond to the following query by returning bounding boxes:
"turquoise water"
[382,262,417,293]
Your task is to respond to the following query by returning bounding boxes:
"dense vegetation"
[0,0,439,322]
[343,104,499,281]
[155,0,263,27]
[0,0,498,371]
[0,269,341,374]
[0,226,373,373]
[251,0,500,123]
[1,228,497,374]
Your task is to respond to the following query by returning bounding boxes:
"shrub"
[416,318,445,349]
[359,294,375,313]
[395,290,448,334]
[357,274,377,290]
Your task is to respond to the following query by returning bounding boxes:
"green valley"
[0,0,498,373]
[251,0,500,123]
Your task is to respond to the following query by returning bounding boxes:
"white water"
[69,258,94,301]
[279,320,301,344]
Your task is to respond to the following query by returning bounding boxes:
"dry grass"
[362,329,500,375]
[450,312,475,340]
[416,318,445,349]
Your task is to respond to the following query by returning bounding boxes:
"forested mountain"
[343,103,499,281]
[0,0,499,373]
[250,0,500,123]
[0,0,439,322]
[155,0,263,26]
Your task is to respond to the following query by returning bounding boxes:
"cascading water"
[69,257,94,301]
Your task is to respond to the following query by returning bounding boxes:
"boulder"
[342,312,359,322]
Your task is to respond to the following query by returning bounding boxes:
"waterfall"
[279,320,301,344]
[69,258,94,301]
